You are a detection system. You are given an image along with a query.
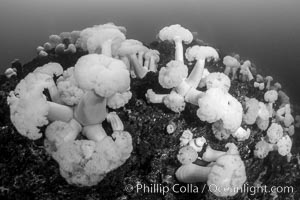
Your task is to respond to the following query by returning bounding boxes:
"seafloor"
[0,39,299,200]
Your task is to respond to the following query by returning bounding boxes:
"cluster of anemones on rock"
[6,23,162,187]
[6,23,298,196]
[143,24,296,197]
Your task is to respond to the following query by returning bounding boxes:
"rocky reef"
[0,24,300,200]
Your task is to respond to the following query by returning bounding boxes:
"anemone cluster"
[37,31,80,57]
[6,23,298,197]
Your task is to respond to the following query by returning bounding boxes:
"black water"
[0,0,299,102]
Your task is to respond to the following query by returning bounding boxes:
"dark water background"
[0,0,299,103]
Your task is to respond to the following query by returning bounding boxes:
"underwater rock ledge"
[0,24,300,200]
